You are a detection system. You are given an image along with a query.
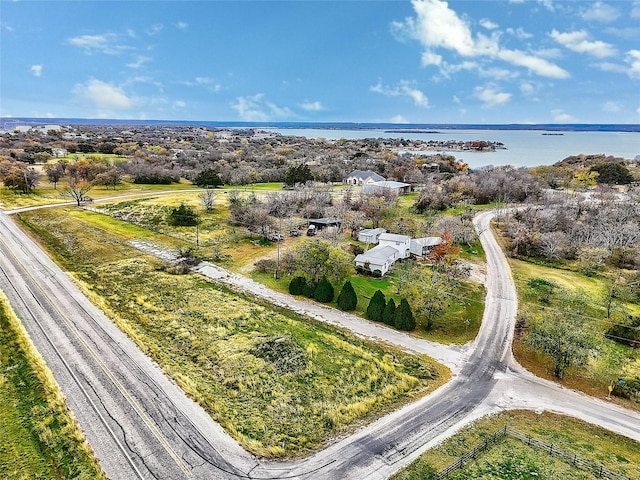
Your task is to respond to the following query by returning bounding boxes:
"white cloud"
[580,2,619,23]
[370,80,429,108]
[519,81,536,95]
[626,50,640,78]
[632,1,640,19]
[29,65,43,77]
[537,0,555,12]
[173,100,186,109]
[480,19,498,30]
[126,56,151,69]
[390,115,410,124]
[67,33,130,55]
[395,0,569,79]
[549,30,616,58]
[602,101,621,113]
[474,86,512,106]
[299,100,324,112]
[73,79,135,110]
[146,24,164,36]
[497,49,569,78]
[231,94,293,121]
[178,77,221,92]
[176,21,189,30]
[421,51,442,66]
[551,109,576,122]
[506,27,533,40]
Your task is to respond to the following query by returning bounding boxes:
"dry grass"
[17,208,449,458]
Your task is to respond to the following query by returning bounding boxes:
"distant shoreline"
[1,117,639,133]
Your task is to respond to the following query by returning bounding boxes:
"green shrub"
[289,276,307,295]
[193,168,223,188]
[395,298,416,331]
[366,290,386,321]
[337,280,358,311]
[302,282,315,298]
[383,298,396,326]
[314,276,334,303]
[168,203,198,226]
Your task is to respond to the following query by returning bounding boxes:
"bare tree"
[199,189,216,211]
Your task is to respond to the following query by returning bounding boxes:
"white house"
[362,180,412,196]
[378,233,411,259]
[344,170,385,186]
[410,237,443,258]
[357,228,387,244]
[51,148,68,158]
[354,245,400,276]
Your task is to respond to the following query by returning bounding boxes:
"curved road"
[0,208,638,479]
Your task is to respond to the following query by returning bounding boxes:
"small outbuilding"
[410,237,443,258]
[362,180,412,196]
[357,228,387,245]
[307,218,341,235]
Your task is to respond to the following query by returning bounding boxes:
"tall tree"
[395,298,416,331]
[62,178,93,206]
[525,310,597,380]
[366,290,386,322]
[283,163,313,188]
[382,298,396,326]
[314,277,334,303]
[44,162,65,189]
[336,280,357,311]
[292,239,353,284]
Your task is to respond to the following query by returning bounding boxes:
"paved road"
[1,208,638,480]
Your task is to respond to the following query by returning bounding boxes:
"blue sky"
[1,0,639,124]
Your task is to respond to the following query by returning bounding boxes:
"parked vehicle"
[306,225,316,236]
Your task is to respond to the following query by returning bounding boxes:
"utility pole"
[275,217,282,279]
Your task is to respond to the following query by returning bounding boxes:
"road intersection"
[0,207,638,479]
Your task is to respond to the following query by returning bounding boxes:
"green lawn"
[250,270,485,344]
[0,293,105,480]
[17,208,449,458]
[392,410,640,480]
[509,258,640,409]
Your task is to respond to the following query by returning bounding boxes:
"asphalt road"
[1,208,638,480]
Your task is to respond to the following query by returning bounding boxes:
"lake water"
[266,128,640,169]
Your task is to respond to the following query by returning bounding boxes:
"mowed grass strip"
[392,410,640,480]
[0,292,106,480]
[17,209,448,458]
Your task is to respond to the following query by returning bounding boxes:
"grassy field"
[0,293,105,480]
[0,176,198,209]
[392,410,640,480]
[509,258,640,410]
[16,208,449,458]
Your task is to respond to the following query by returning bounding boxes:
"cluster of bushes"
[366,290,416,331]
[289,277,358,310]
